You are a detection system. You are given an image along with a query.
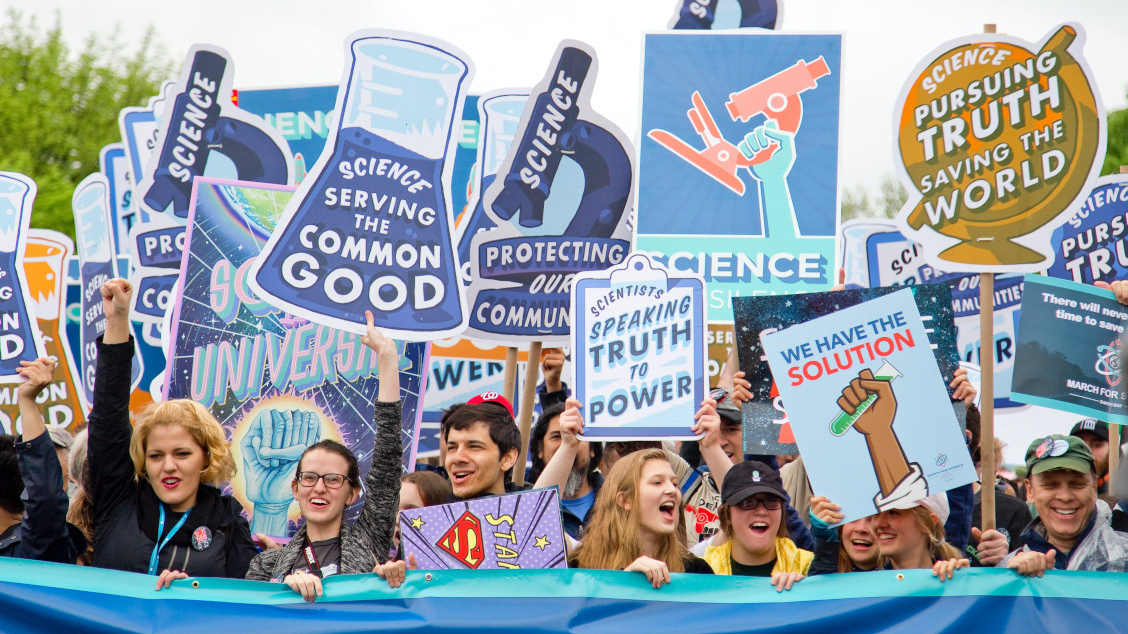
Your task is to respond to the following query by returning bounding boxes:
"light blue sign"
[0,173,47,380]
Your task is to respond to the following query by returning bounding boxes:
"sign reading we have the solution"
[1011,275,1128,424]
[572,254,706,440]
[761,289,974,523]
[399,488,566,570]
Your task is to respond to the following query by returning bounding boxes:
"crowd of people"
[2,277,1127,607]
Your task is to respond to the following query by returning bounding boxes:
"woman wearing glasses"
[245,311,404,601]
[702,461,813,591]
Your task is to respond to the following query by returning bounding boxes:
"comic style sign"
[733,283,963,455]
[761,290,975,523]
[464,41,634,344]
[250,31,473,341]
[0,174,49,381]
[167,179,428,537]
[572,254,706,439]
[669,0,782,30]
[636,32,841,322]
[0,231,87,436]
[1047,175,1128,285]
[72,174,119,406]
[1011,275,1128,424]
[399,488,566,570]
[894,23,1106,273]
[136,45,293,220]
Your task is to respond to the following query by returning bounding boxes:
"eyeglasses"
[296,472,351,489]
[734,496,782,511]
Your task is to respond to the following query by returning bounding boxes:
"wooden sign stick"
[503,347,519,405]
[978,23,998,533]
[512,341,543,485]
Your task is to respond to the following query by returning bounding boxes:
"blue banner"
[1,559,1127,634]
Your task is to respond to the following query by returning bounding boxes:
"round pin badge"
[192,526,213,551]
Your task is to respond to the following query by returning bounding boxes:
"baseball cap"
[467,391,515,417]
[907,493,950,527]
[1069,418,1109,442]
[710,387,742,426]
[1025,434,1095,476]
[47,425,74,449]
[721,460,786,505]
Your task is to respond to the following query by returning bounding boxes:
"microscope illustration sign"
[760,289,975,524]
[636,32,842,322]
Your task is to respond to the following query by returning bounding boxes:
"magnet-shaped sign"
[73,174,119,406]
[669,0,782,30]
[135,45,293,220]
[464,41,634,345]
[0,173,48,383]
[895,23,1105,273]
[571,254,706,440]
[455,91,529,283]
[249,31,474,341]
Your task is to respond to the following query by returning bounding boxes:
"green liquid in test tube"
[828,360,902,436]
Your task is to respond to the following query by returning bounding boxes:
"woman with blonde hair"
[89,279,256,588]
[873,494,967,577]
[572,448,713,587]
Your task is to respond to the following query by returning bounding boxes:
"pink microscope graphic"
[648,57,831,198]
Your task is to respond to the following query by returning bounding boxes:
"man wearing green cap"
[980,434,1128,575]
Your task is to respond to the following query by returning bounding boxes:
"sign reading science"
[895,24,1105,272]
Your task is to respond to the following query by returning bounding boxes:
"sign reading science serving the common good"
[463,41,634,345]
[250,31,473,342]
[760,289,975,523]
[572,254,706,440]
[1010,275,1128,424]
[895,23,1105,272]
[398,488,567,570]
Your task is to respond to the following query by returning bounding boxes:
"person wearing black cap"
[982,434,1128,574]
[1069,418,1111,494]
[702,461,812,590]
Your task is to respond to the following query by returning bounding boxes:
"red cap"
[467,391,515,417]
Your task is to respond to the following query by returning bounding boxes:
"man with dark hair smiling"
[442,393,525,500]
[979,434,1128,575]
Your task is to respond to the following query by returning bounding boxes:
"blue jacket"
[0,432,84,563]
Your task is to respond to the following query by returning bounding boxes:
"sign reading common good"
[894,23,1105,272]
[572,254,706,440]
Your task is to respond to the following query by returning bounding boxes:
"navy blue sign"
[0,173,47,380]
[1048,176,1128,285]
[72,174,119,403]
[670,0,781,29]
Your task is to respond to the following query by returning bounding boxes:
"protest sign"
[135,45,293,220]
[708,323,734,385]
[233,84,338,185]
[72,174,119,405]
[571,254,706,440]
[464,41,634,344]
[670,0,781,29]
[1047,175,1128,285]
[759,289,974,521]
[733,283,964,454]
[167,178,428,537]
[894,24,1105,272]
[1011,275,1128,424]
[951,273,1024,408]
[127,215,184,325]
[117,81,173,230]
[398,488,566,570]
[0,173,47,384]
[250,31,473,341]
[98,143,136,258]
[636,31,841,322]
[0,231,87,435]
[839,219,956,290]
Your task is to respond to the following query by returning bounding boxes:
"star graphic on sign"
[410,516,425,529]
[533,535,551,550]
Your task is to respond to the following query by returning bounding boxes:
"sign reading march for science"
[1011,275,1128,424]
[250,31,473,341]
[572,254,706,440]
[761,290,974,523]
[636,31,841,322]
[894,23,1105,273]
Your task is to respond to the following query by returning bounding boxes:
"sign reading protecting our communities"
[167,179,428,538]
[733,283,964,454]
[572,254,706,440]
[398,488,567,570]
[894,23,1105,273]
[760,289,975,523]
[636,31,842,322]
[250,31,473,341]
[1010,275,1128,424]
[464,41,635,345]
[1047,175,1128,285]
[0,173,47,384]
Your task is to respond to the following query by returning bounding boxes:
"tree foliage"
[840,172,908,223]
[0,11,171,241]
[1101,99,1128,176]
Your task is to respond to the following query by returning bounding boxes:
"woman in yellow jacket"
[703,461,812,591]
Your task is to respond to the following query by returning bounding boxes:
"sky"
[9,0,1126,463]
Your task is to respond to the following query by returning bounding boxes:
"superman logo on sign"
[437,511,485,569]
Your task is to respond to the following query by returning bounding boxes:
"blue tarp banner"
[2,559,1127,633]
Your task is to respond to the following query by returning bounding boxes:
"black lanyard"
[303,536,323,578]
